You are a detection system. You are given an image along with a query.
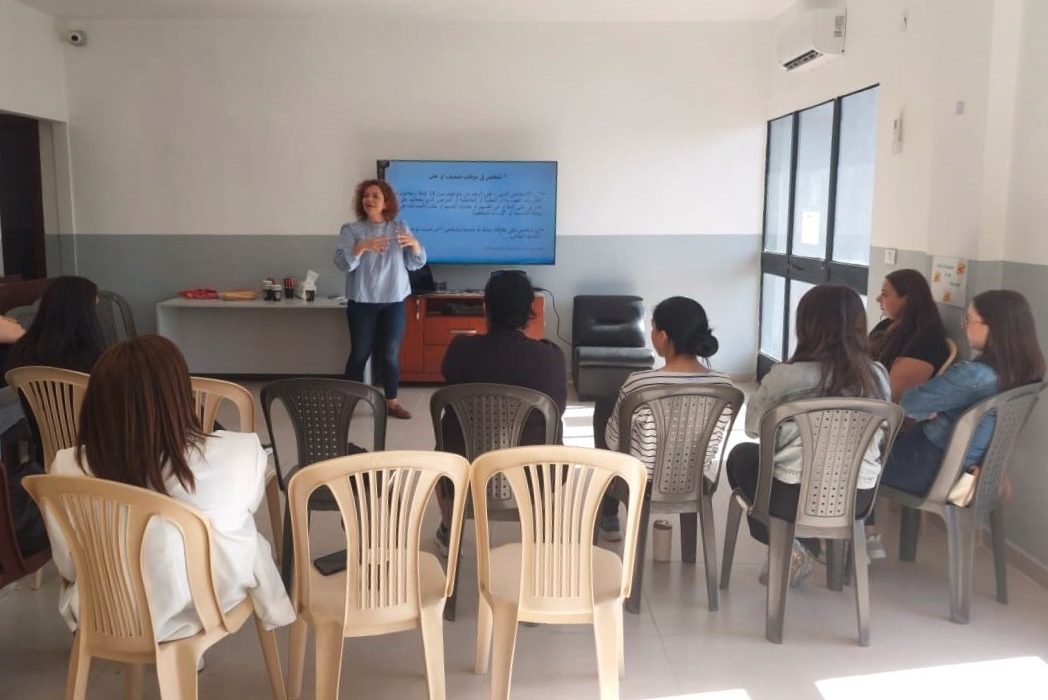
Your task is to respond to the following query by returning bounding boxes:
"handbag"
[948,466,981,507]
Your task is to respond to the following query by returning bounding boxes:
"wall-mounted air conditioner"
[776,8,847,72]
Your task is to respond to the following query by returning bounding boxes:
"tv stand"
[399,292,544,382]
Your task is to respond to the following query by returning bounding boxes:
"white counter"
[156,297,349,375]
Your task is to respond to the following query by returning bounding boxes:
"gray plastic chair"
[607,383,744,614]
[261,378,387,588]
[430,382,560,621]
[720,397,903,645]
[96,290,137,346]
[880,381,1044,624]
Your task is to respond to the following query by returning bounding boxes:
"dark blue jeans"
[879,426,945,496]
[344,300,406,400]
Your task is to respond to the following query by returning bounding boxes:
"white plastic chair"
[285,450,470,700]
[23,474,287,700]
[190,376,283,562]
[472,445,646,700]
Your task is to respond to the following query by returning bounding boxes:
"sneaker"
[598,516,622,542]
[434,524,450,558]
[757,540,815,588]
[866,534,887,561]
[789,540,815,587]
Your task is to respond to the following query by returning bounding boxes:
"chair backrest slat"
[473,446,646,613]
[22,475,227,655]
[616,384,744,501]
[287,452,470,626]
[6,366,89,471]
[190,376,255,432]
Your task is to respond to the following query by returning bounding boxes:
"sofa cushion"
[574,346,655,368]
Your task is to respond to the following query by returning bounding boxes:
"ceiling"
[18,0,796,22]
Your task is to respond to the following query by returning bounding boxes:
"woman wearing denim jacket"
[878,290,1045,496]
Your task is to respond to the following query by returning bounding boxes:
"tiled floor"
[3,384,1048,699]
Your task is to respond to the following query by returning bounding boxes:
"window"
[757,85,879,377]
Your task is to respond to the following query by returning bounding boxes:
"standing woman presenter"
[334,179,426,419]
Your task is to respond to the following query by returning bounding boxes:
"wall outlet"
[884,248,897,265]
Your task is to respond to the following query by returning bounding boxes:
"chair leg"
[313,622,345,700]
[899,506,920,562]
[254,616,288,700]
[287,617,308,700]
[593,603,622,700]
[945,505,976,624]
[989,508,1009,605]
[265,474,283,564]
[614,601,625,680]
[123,663,144,700]
[698,493,719,611]
[65,632,91,700]
[765,518,794,644]
[624,494,652,615]
[851,526,871,647]
[680,512,698,564]
[826,540,846,592]
[475,596,493,674]
[31,568,44,591]
[719,496,742,590]
[488,605,520,700]
[155,645,200,700]
[419,604,447,700]
[280,506,295,591]
[444,546,464,622]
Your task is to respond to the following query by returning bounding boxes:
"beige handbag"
[948,467,981,507]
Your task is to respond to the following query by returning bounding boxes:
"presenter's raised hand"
[397,231,421,255]
[353,237,389,257]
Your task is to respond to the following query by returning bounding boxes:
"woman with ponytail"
[599,296,733,540]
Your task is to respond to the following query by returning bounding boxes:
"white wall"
[769,0,1000,261]
[1005,0,1048,264]
[0,0,67,120]
[62,19,770,237]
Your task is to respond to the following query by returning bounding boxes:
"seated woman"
[727,285,890,586]
[4,276,107,555]
[599,296,733,541]
[47,335,294,641]
[876,290,1045,499]
[869,269,951,401]
[434,270,566,553]
[5,276,106,375]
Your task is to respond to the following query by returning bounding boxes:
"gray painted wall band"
[49,232,762,375]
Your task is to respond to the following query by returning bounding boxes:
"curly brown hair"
[352,179,399,221]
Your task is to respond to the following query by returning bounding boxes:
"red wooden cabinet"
[399,293,544,382]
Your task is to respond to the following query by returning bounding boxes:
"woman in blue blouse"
[334,179,427,419]
[878,290,1044,496]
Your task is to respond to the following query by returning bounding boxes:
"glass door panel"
[791,102,834,260]
[833,87,879,265]
[760,274,787,361]
[763,116,793,255]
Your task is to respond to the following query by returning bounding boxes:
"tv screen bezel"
[377,159,558,265]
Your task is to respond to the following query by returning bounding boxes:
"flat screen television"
[378,160,557,264]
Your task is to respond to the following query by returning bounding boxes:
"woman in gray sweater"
[727,284,890,586]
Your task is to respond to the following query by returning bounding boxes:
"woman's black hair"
[484,271,535,332]
[5,276,106,374]
[652,296,719,358]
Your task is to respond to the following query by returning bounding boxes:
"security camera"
[67,30,87,47]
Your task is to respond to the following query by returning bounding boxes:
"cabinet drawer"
[423,316,487,345]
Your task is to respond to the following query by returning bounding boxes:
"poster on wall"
[930,256,968,307]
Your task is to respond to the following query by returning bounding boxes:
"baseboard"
[920,512,1048,589]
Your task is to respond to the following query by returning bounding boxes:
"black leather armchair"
[571,295,656,402]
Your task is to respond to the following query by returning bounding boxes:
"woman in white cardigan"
[47,335,294,642]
